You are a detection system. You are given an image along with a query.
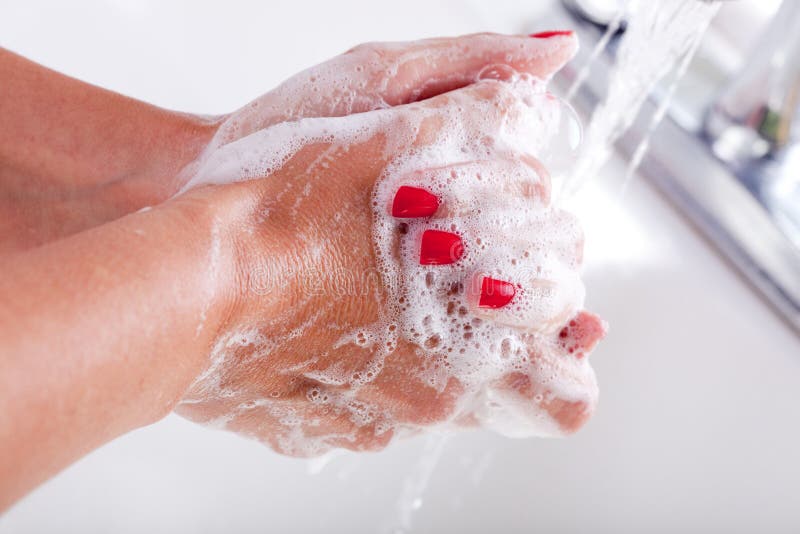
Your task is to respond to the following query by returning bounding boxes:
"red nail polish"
[530,30,574,39]
[392,186,440,218]
[478,277,516,308]
[419,230,464,265]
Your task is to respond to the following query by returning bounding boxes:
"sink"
[541,1,800,335]
[1,1,799,532]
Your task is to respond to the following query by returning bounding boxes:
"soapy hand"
[201,32,587,152]
[175,32,606,455]
[0,33,610,509]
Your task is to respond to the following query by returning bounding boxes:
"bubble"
[535,94,583,179]
[477,63,518,82]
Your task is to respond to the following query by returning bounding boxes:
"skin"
[0,33,603,510]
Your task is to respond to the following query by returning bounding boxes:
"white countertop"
[1,1,798,532]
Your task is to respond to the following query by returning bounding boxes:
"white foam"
[176,70,601,453]
[363,76,597,435]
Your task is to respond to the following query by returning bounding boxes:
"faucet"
[561,0,800,161]
[541,0,800,335]
[704,0,800,163]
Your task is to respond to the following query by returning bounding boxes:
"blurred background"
[0,0,798,532]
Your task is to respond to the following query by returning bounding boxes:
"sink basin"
[1,1,799,532]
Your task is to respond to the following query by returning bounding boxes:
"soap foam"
[176,71,602,454]
[362,76,597,436]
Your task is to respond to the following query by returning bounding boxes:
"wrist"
[121,111,225,205]
[181,180,290,338]
[164,180,259,345]
[116,187,247,415]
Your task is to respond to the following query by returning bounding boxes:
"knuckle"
[464,81,523,123]
[491,83,524,115]
[555,399,595,435]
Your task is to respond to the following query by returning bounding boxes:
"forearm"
[0,190,240,509]
[0,48,220,251]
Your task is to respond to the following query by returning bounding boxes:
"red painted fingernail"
[392,186,440,218]
[419,230,464,265]
[478,277,516,308]
[530,30,574,39]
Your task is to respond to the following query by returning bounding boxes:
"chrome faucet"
[705,0,800,163]
[537,0,800,335]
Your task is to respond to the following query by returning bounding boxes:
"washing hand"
[0,32,605,509]
[174,32,605,454]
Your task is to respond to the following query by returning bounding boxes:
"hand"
[175,32,606,456]
[178,32,581,189]
[0,33,575,251]
[0,33,604,508]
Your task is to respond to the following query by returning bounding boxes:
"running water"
[562,0,721,198]
[383,434,449,534]
[374,2,723,530]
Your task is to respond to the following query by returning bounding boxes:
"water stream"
[380,2,722,531]
[305,2,723,531]
[563,0,721,198]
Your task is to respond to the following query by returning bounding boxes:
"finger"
[356,338,465,426]
[490,311,605,434]
[556,310,607,358]
[385,156,550,221]
[213,378,398,456]
[478,323,602,435]
[382,160,584,333]
[401,74,567,169]
[220,32,577,143]
[464,205,584,333]
[362,31,578,106]
[374,76,565,221]
[464,254,585,334]
[199,70,552,190]
[287,31,576,115]
[488,370,597,435]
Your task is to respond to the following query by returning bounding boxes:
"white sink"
[1,1,798,532]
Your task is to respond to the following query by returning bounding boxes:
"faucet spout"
[705,0,800,163]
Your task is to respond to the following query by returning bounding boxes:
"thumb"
[352,31,577,106]
[229,31,577,134]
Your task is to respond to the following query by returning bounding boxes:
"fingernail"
[392,186,440,218]
[419,230,464,265]
[530,30,574,39]
[478,277,516,308]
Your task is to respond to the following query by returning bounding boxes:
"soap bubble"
[535,92,583,180]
